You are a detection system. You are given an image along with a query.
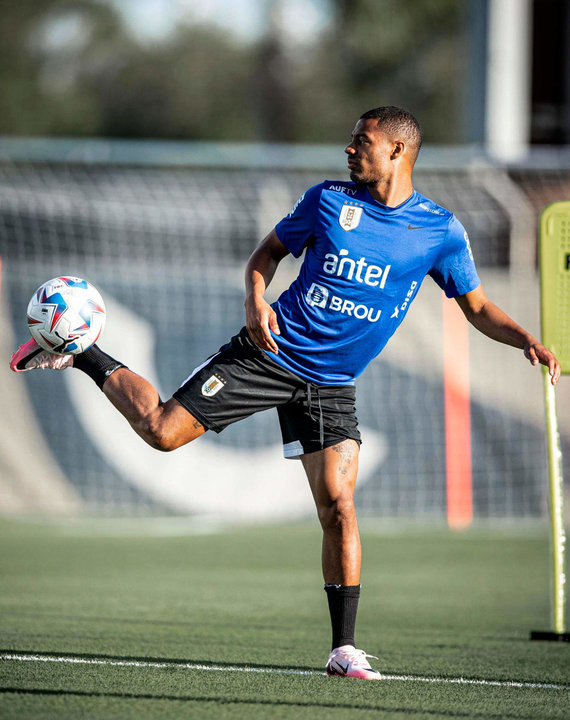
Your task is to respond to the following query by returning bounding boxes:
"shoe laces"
[338,646,378,668]
[30,351,72,370]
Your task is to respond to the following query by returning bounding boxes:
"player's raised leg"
[10,338,205,451]
[301,440,381,680]
[102,367,205,450]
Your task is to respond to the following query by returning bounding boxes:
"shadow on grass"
[0,686,540,718]
[0,609,208,628]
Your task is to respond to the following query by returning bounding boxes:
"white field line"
[0,653,567,691]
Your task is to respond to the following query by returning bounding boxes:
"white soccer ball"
[27,276,106,355]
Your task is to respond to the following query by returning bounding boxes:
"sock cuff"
[324,584,361,596]
[73,345,127,390]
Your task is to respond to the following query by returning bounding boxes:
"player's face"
[345,119,395,185]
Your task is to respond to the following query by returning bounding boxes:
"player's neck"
[367,167,414,207]
[367,177,414,207]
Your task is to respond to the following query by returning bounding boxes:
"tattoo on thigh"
[332,440,356,476]
[193,418,203,430]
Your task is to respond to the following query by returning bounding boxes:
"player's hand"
[245,294,280,354]
[524,341,561,385]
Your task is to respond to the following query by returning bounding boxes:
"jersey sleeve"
[428,215,481,297]
[274,184,323,258]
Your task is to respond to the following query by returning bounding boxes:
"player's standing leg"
[302,440,361,584]
[301,440,380,680]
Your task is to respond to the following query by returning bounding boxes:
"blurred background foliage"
[0,0,465,143]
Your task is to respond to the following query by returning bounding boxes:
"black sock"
[73,344,127,390]
[324,583,360,651]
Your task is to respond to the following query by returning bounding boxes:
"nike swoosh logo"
[336,662,349,674]
[17,346,43,369]
[407,224,424,230]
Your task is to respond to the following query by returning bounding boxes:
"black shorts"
[173,327,361,458]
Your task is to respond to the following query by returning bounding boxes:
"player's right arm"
[244,228,290,354]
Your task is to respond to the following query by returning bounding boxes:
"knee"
[137,415,182,452]
[317,495,356,533]
[134,399,204,451]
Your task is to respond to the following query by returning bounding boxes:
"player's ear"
[391,141,405,160]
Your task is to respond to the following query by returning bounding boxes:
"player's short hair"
[360,106,423,163]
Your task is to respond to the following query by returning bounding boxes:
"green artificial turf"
[0,518,568,719]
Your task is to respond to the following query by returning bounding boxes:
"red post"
[442,293,473,529]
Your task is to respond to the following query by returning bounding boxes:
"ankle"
[73,345,127,389]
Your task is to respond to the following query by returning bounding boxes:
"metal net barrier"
[1,141,569,521]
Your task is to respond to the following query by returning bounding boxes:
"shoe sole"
[326,664,381,680]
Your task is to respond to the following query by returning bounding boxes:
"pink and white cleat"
[10,338,74,373]
[325,645,381,680]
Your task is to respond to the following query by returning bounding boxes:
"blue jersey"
[270,181,480,385]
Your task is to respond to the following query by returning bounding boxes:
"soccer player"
[11,106,560,680]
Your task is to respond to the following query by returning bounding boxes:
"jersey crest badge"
[339,204,362,231]
[201,374,226,397]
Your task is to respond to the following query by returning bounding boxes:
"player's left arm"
[455,285,561,385]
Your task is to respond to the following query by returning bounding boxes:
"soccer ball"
[27,276,106,355]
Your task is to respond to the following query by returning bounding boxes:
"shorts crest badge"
[201,374,226,397]
[339,204,363,231]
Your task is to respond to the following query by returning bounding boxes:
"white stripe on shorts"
[283,440,304,459]
[179,352,222,388]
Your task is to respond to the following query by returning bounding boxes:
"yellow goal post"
[531,201,570,642]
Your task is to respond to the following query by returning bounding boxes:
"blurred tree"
[249,27,295,142]
[0,0,466,143]
[88,25,256,140]
[291,0,465,143]
[0,1,257,139]
[0,0,129,135]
